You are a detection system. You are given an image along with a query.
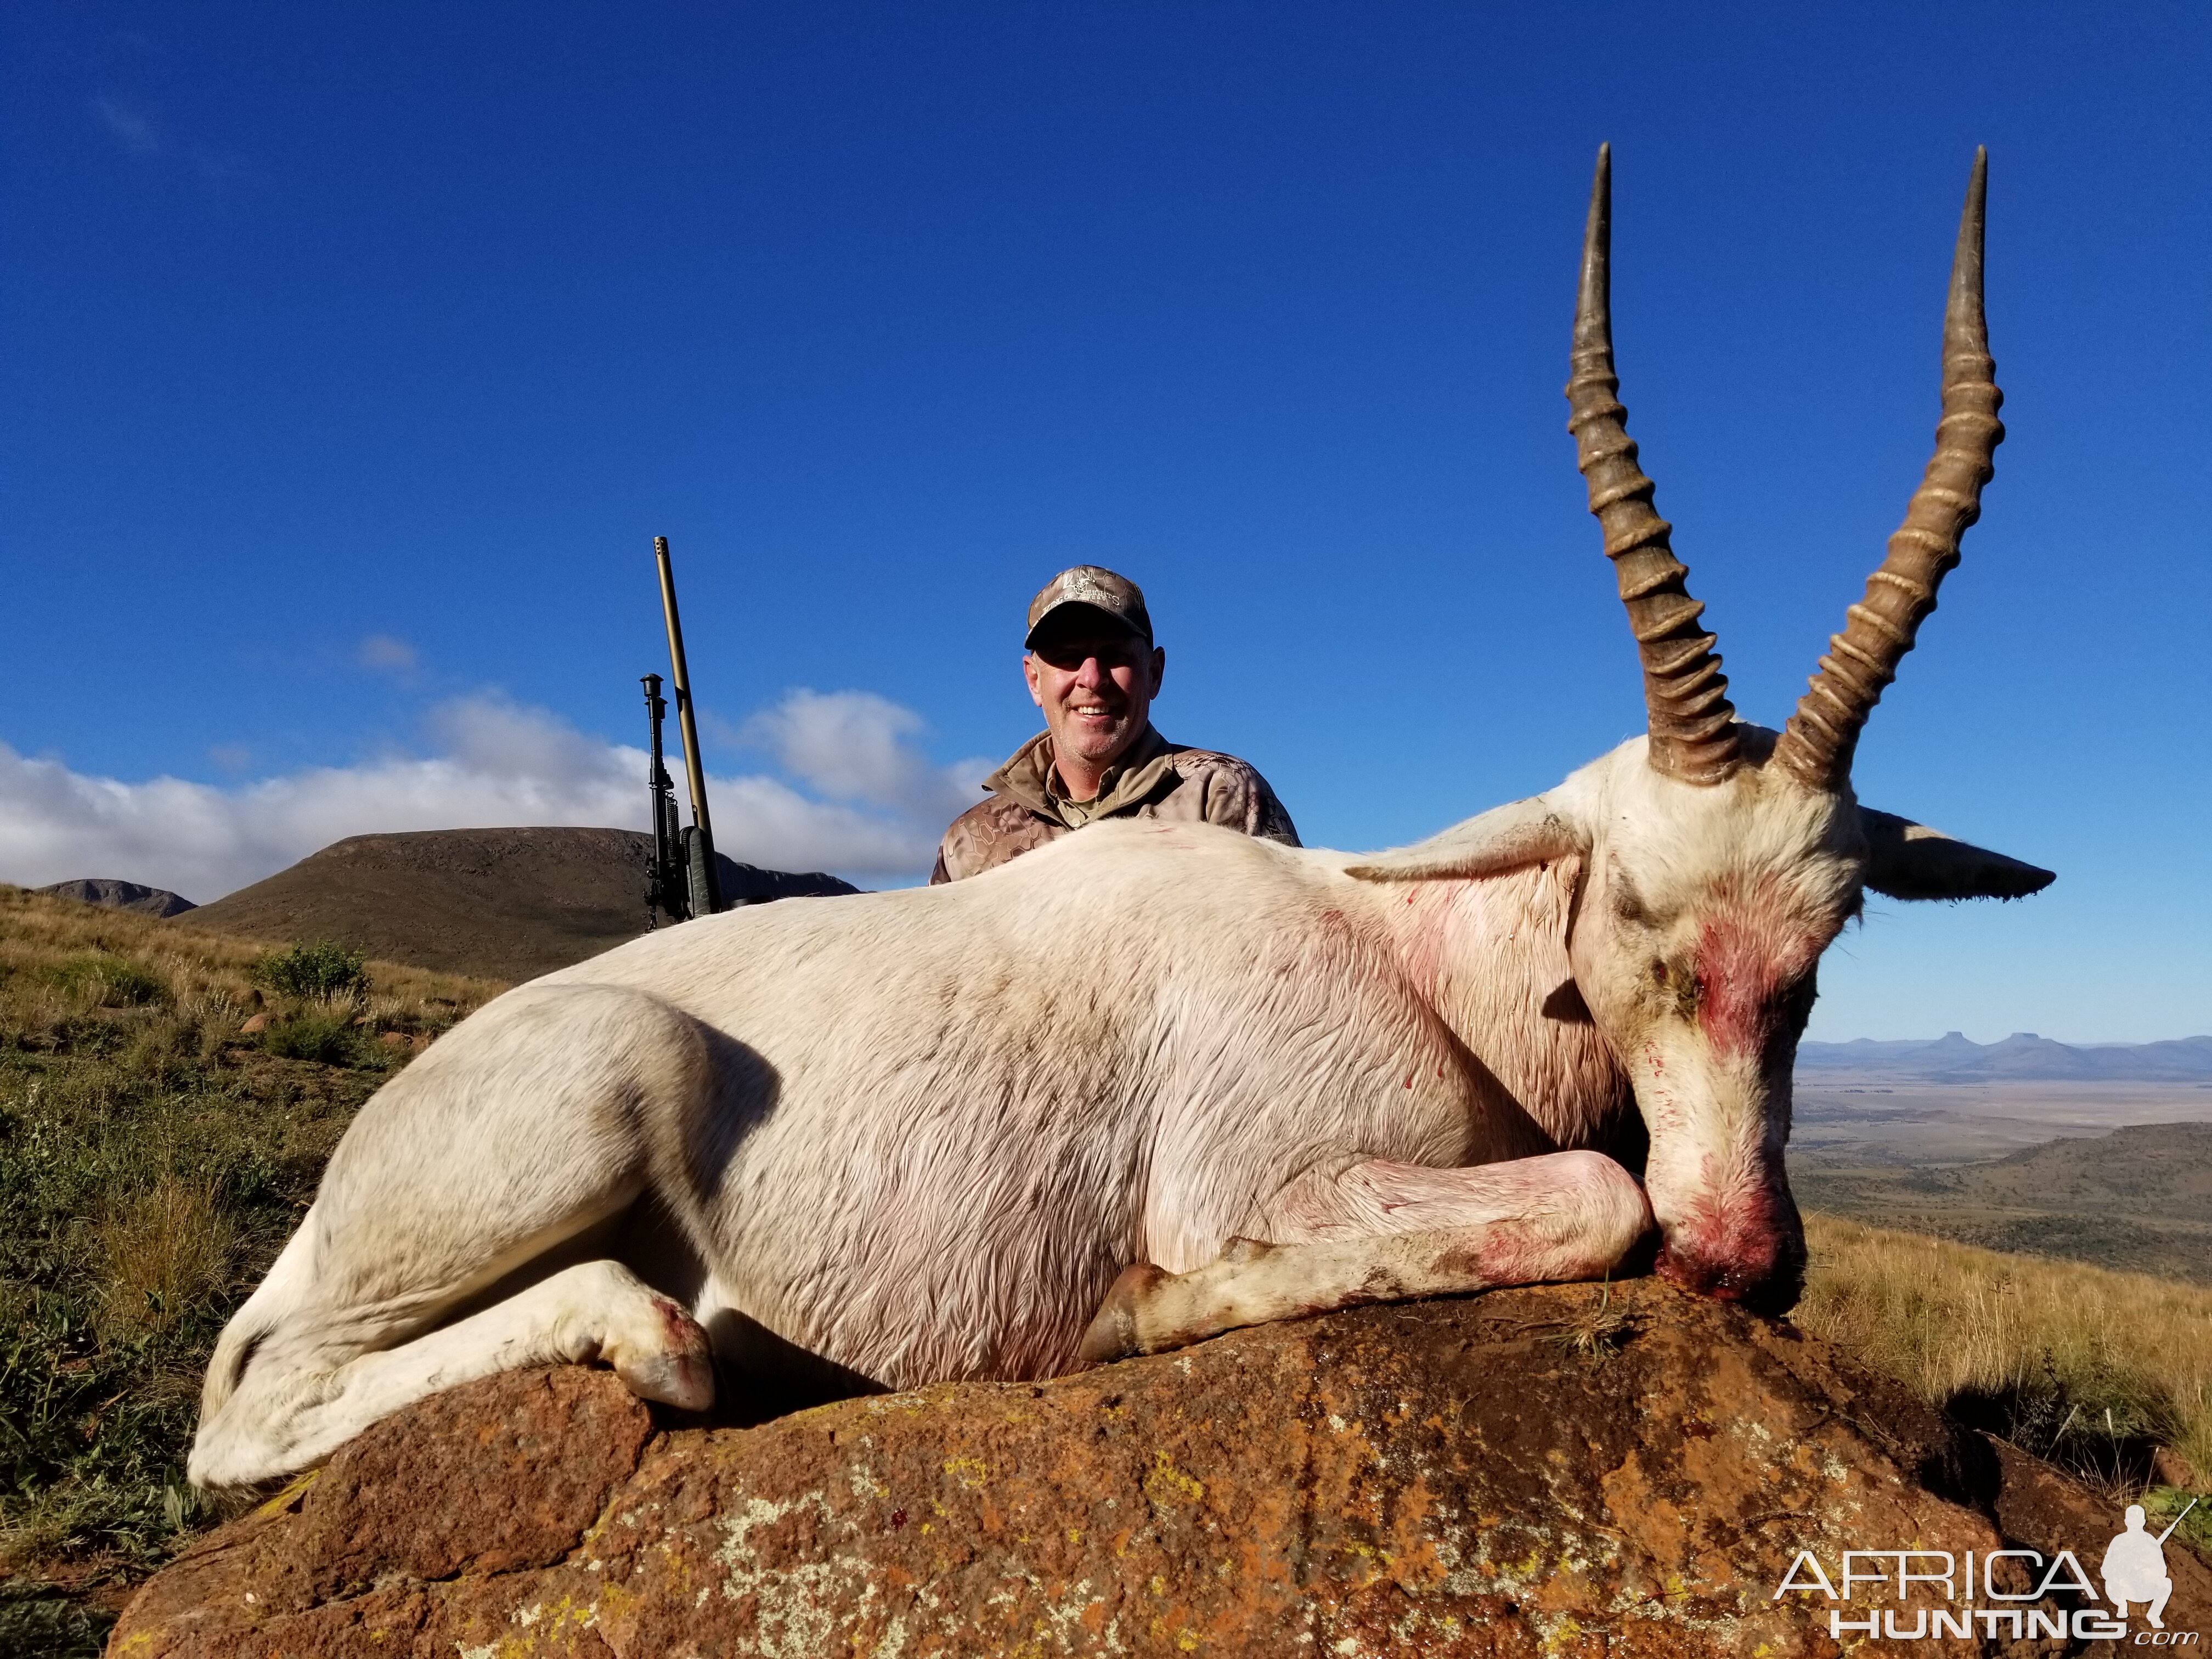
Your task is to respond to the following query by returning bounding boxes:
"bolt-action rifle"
[643,536,724,923]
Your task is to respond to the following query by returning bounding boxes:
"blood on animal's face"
[1565,749,1865,1312]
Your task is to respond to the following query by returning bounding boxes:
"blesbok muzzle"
[1651,1172,1807,1315]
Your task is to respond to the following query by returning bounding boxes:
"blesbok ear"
[1859,808,2054,901]
[1346,795,1589,884]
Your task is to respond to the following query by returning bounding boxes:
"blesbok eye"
[1610,872,1653,927]
[1780,970,1820,1020]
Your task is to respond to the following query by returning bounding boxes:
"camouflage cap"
[1024,566,1153,648]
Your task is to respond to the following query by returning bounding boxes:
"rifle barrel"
[653,537,717,852]
[2157,1497,2198,1544]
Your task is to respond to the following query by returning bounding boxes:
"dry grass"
[95,1176,236,1342]
[0,885,492,1029]
[0,884,503,1653]
[1800,1213,2212,1498]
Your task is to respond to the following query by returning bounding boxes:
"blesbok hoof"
[608,1296,717,1412]
[1079,1262,1170,1364]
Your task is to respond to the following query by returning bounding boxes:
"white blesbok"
[190,148,2051,1489]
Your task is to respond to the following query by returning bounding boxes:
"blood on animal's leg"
[1077,1151,1651,1363]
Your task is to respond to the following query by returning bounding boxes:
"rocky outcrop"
[111,1280,2209,1656]
[37,877,198,917]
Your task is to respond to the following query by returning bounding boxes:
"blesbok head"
[1350,147,2052,1312]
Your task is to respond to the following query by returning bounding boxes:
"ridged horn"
[1566,144,1740,786]
[1773,149,2004,791]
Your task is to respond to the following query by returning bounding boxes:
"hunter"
[930,566,1300,883]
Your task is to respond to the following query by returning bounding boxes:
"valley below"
[1792,1049,2212,1283]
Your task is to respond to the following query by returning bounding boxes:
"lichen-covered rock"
[109,1280,2208,1656]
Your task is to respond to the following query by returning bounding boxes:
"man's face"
[1024,617,1166,779]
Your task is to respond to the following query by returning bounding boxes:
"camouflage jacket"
[929,725,1300,884]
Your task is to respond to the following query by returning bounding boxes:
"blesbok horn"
[1773,149,2005,791]
[1566,144,1739,786]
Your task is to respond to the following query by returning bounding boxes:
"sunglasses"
[1031,637,1152,672]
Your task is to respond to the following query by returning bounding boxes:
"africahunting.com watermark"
[1774,1503,2199,1644]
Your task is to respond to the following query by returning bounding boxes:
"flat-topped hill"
[176,826,858,983]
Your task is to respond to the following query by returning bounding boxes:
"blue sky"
[3,2,2207,1042]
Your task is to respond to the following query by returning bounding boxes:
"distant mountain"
[176,827,858,983]
[1797,1031,2212,1083]
[36,877,199,918]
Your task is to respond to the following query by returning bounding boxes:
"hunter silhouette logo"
[2107,1501,2197,1629]
[1772,1500,2201,1644]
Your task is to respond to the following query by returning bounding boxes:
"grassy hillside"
[1797,1214,2212,1544]
[0,885,502,1655]
[1797,1123,2212,1283]
[4,878,2210,1651]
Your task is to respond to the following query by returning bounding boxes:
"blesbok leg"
[1078,1150,1649,1362]
[189,983,719,1488]
[189,1258,711,1487]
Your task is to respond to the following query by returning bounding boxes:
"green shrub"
[0,1584,112,1659]
[37,955,167,1008]
[2145,1485,2212,1558]
[253,941,366,1001]
[260,1014,356,1065]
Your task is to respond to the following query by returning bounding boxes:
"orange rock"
[110,1282,2208,1657]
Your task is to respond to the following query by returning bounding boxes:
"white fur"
[190,730,2022,1488]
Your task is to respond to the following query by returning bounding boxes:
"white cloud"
[0,690,985,902]
[356,633,419,674]
[741,689,989,823]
